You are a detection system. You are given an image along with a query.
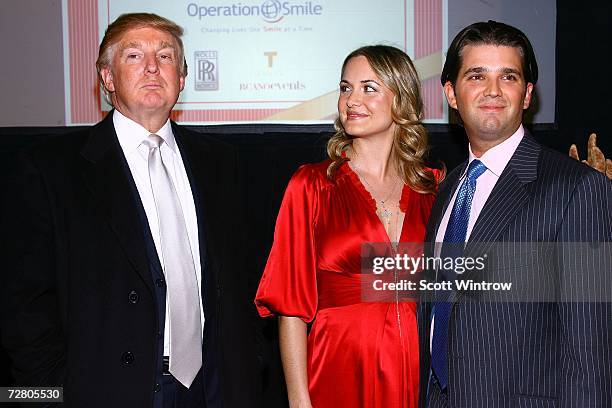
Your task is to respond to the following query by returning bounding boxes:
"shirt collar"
[466,125,525,178]
[113,109,176,154]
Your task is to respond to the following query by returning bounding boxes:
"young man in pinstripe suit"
[419,21,611,407]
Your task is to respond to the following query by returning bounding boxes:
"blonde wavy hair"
[327,45,442,194]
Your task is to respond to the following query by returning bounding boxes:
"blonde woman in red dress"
[255,45,442,408]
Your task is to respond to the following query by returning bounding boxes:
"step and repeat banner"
[63,0,446,124]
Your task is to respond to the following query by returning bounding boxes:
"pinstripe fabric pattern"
[418,133,612,408]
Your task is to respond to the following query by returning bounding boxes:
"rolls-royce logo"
[195,51,218,91]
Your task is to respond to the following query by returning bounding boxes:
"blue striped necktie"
[431,159,487,390]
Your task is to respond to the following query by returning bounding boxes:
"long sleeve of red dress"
[255,164,320,323]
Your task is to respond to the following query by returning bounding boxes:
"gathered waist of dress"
[317,269,419,310]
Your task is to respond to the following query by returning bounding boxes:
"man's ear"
[179,75,185,92]
[100,67,115,93]
[443,81,458,110]
[523,82,534,109]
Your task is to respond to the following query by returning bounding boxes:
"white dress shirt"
[431,125,525,351]
[113,109,204,357]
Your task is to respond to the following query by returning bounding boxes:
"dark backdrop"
[0,0,609,403]
[555,1,611,157]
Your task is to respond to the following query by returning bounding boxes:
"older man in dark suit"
[1,13,260,408]
[420,21,611,407]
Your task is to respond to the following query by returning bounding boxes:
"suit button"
[121,351,134,365]
[128,290,139,304]
[157,331,163,340]
[153,383,161,393]
[155,278,165,288]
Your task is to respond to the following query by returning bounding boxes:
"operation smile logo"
[187,1,323,23]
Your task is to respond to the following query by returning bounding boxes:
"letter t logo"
[264,51,278,68]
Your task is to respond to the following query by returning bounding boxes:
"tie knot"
[466,159,487,182]
[142,134,164,150]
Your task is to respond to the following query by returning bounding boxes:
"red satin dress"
[255,160,437,408]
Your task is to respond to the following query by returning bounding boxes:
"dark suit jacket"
[419,133,612,408]
[1,112,262,407]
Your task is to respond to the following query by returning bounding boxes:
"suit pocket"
[515,394,557,408]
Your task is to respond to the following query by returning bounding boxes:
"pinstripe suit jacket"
[418,133,612,408]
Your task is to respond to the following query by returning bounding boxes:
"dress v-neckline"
[340,162,410,245]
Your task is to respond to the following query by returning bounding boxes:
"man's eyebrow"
[462,66,487,76]
[501,67,521,75]
[159,41,176,50]
[119,42,142,52]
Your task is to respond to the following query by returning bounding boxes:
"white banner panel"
[64,0,446,124]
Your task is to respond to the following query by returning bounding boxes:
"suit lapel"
[172,124,221,315]
[175,126,236,400]
[425,164,465,252]
[465,133,540,253]
[80,112,154,294]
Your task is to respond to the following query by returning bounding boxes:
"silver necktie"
[143,134,202,388]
